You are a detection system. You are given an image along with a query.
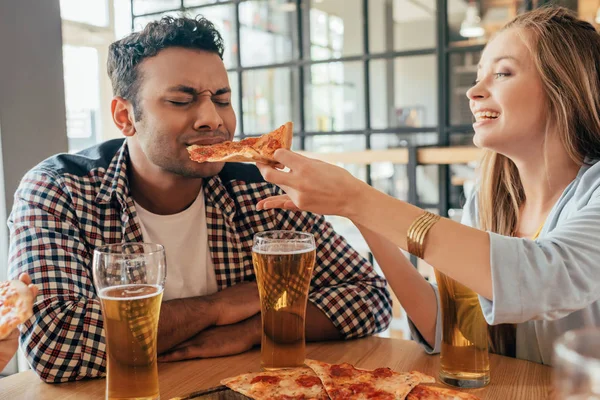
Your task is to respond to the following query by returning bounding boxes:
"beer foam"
[99,284,163,301]
[252,243,315,255]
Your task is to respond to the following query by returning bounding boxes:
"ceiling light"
[460,1,485,38]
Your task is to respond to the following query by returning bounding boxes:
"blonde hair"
[476,7,600,356]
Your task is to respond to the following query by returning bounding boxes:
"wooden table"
[0,337,552,399]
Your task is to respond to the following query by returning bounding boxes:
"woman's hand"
[256,149,370,218]
[0,273,38,371]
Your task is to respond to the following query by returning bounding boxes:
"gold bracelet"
[407,211,441,259]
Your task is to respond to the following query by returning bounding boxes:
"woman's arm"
[355,223,438,347]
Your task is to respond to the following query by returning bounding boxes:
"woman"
[0,273,38,371]
[256,7,600,365]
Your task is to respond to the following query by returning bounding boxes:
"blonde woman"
[256,7,600,365]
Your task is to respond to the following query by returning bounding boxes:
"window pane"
[132,0,180,16]
[133,11,183,31]
[305,61,365,132]
[371,132,437,149]
[448,0,526,47]
[369,0,435,53]
[369,56,437,130]
[60,0,109,27]
[114,0,133,39]
[189,6,238,68]
[310,0,362,60]
[417,165,439,205]
[63,46,101,153]
[242,68,297,135]
[185,0,220,6]
[371,162,408,201]
[449,51,480,126]
[228,71,241,137]
[239,0,297,67]
[304,134,366,153]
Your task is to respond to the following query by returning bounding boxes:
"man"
[8,16,391,383]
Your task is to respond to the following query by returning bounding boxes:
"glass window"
[369,0,436,53]
[228,71,241,137]
[60,0,109,27]
[448,0,527,47]
[369,56,437,130]
[371,132,437,149]
[114,0,133,39]
[310,0,362,60]
[417,165,439,205]
[449,51,480,126]
[189,5,238,68]
[132,0,180,16]
[185,0,220,6]
[371,161,409,201]
[239,0,298,67]
[305,61,365,132]
[242,68,297,135]
[132,11,183,32]
[63,46,102,153]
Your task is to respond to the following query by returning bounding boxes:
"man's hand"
[208,282,260,326]
[158,314,261,362]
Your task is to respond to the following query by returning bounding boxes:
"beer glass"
[553,328,600,399]
[252,231,316,370]
[435,270,490,388]
[93,243,167,400]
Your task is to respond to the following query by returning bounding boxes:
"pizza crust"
[0,280,34,340]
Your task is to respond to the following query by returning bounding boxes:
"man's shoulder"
[31,139,124,179]
[219,162,266,185]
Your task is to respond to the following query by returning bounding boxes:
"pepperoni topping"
[405,386,427,399]
[250,375,281,385]
[328,389,351,400]
[330,364,355,377]
[295,375,322,387]
[371,367,394,378]
[349,383,375,394]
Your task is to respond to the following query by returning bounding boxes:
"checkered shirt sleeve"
[267,186,393,338]
[7,169,106,383]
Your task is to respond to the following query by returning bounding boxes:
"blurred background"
[1,0,599,375]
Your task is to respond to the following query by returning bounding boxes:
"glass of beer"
[252,231,316,370]
[92,243,167,400]
[435,270,490,388]
[553,327,600,399]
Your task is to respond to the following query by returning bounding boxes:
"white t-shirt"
[133,190,218,301]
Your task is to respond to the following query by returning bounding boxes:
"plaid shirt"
[8,139,392,383]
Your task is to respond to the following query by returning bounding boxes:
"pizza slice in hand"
[305,358,436,400]
[187,121,293,165]
[0,280,35,340]
[221,367,329,400]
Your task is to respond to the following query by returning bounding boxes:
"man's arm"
[157,302,338,362]
[8,170,106,383]
[156,282,260,354]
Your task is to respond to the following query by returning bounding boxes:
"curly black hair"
[107,16,225,119]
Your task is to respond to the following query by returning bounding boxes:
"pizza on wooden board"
[187,121,293,164]
[0,280,34,340]
[304,359,435,400]
[220,359,482,400]
[220,367,329,400]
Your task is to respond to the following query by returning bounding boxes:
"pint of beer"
[93,243,167,400]
[252,231,316,370]
[435,270,490,388]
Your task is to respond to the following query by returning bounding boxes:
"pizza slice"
[221,366,329,400]
[304,359,435,400]
[0,280,35,340]
[407,385,481,400]
[187,121,293,164]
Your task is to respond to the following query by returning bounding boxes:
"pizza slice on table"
[304,359,435,400]
[0,280,34,340]
[407,385,481,400]
[187,121,293,164]
[220,367,329,400]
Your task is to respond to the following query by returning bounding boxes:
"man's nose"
[193,97,223,131]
